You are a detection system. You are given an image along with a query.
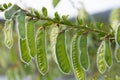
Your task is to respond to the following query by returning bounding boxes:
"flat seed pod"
[4,19,13,48]
[19,38,31,63]
[72,34,85,80]
[97,41,106,74]
[79,34,89,71]
[105,39,113,68]
[5,4,20,19]
[26,20,36,57]
[36,28,48,75]
[115,24,120,46]
[16,10,26,39]
[50,25,59,64]
[115,46,120,63]
[55,32,71,74]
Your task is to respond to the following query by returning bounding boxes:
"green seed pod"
[19,38,31,63]
[97,41,106,74]
[105,39,113,68]
[50,25,59,63]
[26,20,36,57]
[110,8,120,30]
[36,27,48,75]
[4,19,13,48]
[16,10,26,39]
[79,34,89,71]
[56,32,71,74]
[115,24,120,46]
[5,4,20,19]
[115,46,120,63]
[72,34,85,80]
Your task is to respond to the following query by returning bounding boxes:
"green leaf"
[56,32,71,73]
[115,24,120,46]
[3,3,8,9]
[8,3,12,7]
[97,41,106,74]
[19,38,31,63]
[77,16,83,25]
[72,34,85,80]
[42,7,47,17]
[36,27,48,75]
[16,10,26,39]
[34,10,40,18]
[5,4,20,19]
[54,12,60,22]
[79,34,89,71]
[4,19,13,48]
[26,20,36,57]
[105,39,113,68]
[52,0,60,7]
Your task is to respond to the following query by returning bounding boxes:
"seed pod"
[105,39,113,68]
[5,4,20,19]
[97,41,106,74]
[115,24,120,46]
[19,38,31,63]
[56,32,71,73]
[26,20,36,57]
[16,10,26,39]
[79,34,89,71]
[72,34,85,80]
[115,46,120,63]
[50,25,59,63]
[36,27,48,75]
[4,19,13,48]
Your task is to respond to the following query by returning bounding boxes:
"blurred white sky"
[0,0,120,18]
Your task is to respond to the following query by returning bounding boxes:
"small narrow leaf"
[3,3,8,9]
[79,34,89,71]
[8,3,12,7]
[19,38,31,63]
[52,0,60,7]
[54,12,60,22]
[115,24,120,46]
[16,10,26,39]
[34,10,40,18]
[36,28,48,75]
[42,7,47,17]
[105,39,113,68]
[56,32,71,73]
[4,19,13,48]
[5,4,20,19]
[97,41,106,74]
[77,16,83,25]
[72,34,85,80]
[26,20,36,57]
[115,46,120,63]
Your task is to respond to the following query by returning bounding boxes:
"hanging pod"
[4,19,13,48]
[115,46,120,63]
[72,34,85,80]
[115,24,120,46]
[79,34,89,71]
[55,31,71,74]
[16,10,26,39]
[26,20,36,57]
[19,38,31,63]
[104,39,113,68]
[36,27,48,75]
[96,41,107,74]
[50,25,59,64]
